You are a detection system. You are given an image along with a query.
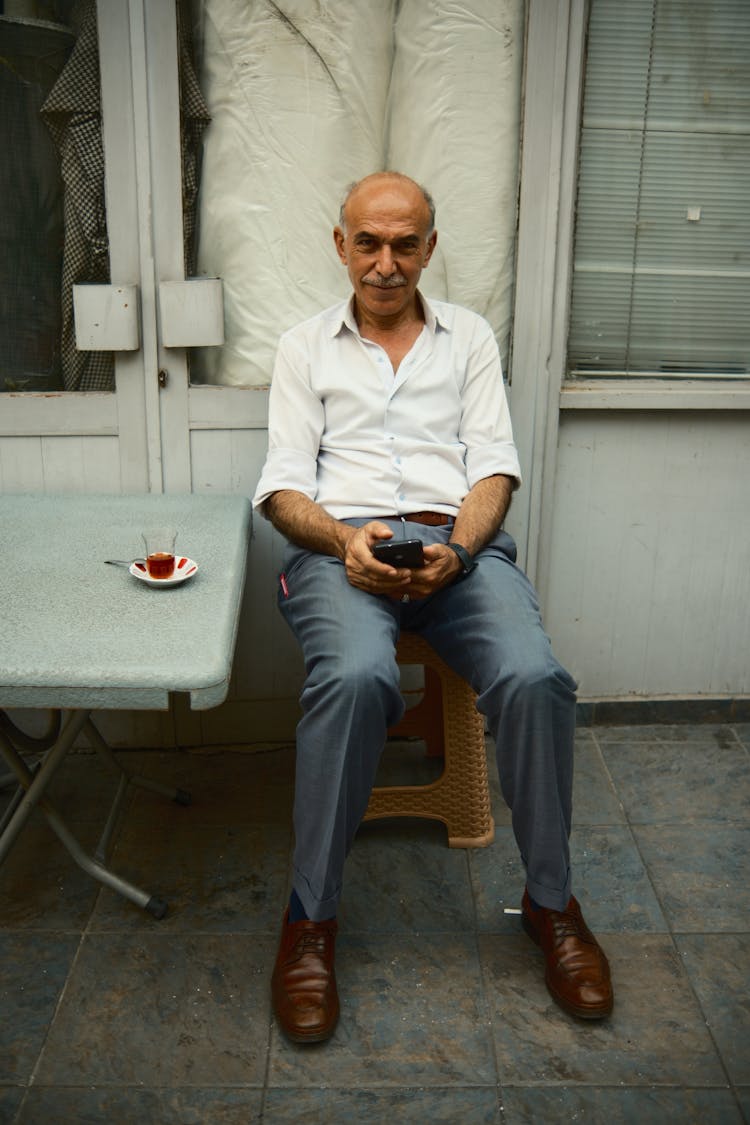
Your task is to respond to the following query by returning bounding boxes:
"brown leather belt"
[392,511,454,526]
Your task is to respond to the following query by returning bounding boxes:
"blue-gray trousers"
[277,520,577,920]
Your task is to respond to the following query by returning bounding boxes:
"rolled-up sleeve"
[461,318,522,489]
[252,333,324,512]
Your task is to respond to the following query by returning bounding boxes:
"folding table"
[0,492,251,918]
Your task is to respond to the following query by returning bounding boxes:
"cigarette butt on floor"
[503,907,522,915]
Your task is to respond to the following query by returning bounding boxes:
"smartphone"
[372,538,425,568]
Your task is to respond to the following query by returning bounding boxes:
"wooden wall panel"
[0,435,121,493]
[0,438,45,491]
[42,436,122,492]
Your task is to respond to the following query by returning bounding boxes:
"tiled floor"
[1,722,749,1124]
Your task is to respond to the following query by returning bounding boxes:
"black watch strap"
[447,542,476,575]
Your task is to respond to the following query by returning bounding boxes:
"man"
[252,171,613,1043]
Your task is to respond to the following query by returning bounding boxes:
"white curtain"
[191,0,524,386]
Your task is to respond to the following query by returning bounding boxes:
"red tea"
[146,552,175,579]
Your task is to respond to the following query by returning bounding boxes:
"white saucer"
[129,557,198,587]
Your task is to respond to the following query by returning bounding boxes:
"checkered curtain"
[41,0,111,391]
[179,8,212,277]
[41,0,210,392]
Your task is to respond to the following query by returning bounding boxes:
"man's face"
[333,177,437,326]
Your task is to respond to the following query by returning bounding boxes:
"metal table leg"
[0,710,191,918]
[0,710,90,864]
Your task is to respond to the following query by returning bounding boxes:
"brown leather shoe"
[522,889,613,1019]
[271,908,340,1043]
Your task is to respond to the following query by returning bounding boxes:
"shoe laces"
[549,908,591,947]
[290,929,329,960]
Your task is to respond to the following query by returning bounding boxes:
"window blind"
[567,0,750,378]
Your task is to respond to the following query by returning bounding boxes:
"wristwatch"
[447,542,476,575]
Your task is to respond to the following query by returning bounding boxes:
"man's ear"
[333,226,347,265]
[423,230,437,266]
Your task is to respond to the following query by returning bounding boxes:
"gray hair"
[338,172,436,236]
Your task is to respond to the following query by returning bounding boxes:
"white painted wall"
[4,399,748,750]
[3,1,748,752]
[544,411,750,700]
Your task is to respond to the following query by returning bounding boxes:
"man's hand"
[397,542,463,599]
[343,522,414,596]
[345,524,463,600]
[264,483,513,603]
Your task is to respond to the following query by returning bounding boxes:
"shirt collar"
[332,291,450,338]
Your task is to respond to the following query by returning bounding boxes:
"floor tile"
[468,827,527,934]
[1,744,291,840]
[2,720,749,1117]
[0,817,101,931]
[498,1085,743,1123]
[118,747,296,826]
[601,740,750,824]
[470,825,667,934]
[676,934,750,1085]
[33,933,276,1087]
[566,825,668,932]
[0,933,80,1084]
[731,724,750,747]
[341,819,474,933]
[480,934,725,1086]
[487,736,625,829]
[483,743,513,830]
[1,750,124,828]
[0,1086,24,1124]
[267,932,496,1088]
[263,1086,502,1123]
[633,824,750,931]
[374,739,445,789]
[737,1087,750,1121]
[15,1086,264,1125]
[571,742,627,826]
[89,819,291,933]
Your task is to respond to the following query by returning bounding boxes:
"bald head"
[333,170,438,331]
[339,172,436,237]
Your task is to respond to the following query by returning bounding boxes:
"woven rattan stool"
[363,632,494,848]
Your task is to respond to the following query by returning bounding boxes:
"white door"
[0,0,227,496]
[0,2,154,492]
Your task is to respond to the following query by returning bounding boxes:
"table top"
[0,493,252,711]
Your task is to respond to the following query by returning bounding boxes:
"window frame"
[508,0,750,580]
[567,0,750,384]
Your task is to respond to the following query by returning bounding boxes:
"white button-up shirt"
[252,293,521,520]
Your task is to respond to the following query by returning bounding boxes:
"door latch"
[158,368,168,388]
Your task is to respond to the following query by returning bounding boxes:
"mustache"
[363,272,408,289]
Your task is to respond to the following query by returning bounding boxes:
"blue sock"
[288,889,338,923]
[288,888,308,922]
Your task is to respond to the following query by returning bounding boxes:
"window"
[0,0,114,393]
[567,0,750,379]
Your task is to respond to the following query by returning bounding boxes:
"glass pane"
[0,0,114,393]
